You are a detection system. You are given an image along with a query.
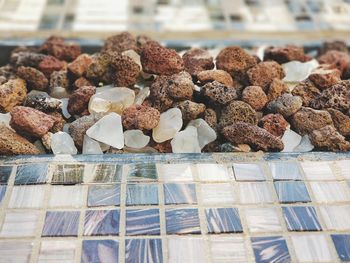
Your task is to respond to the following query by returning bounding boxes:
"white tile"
[301,161,335,180]
[210,236,247,263]
[0,211,39,237]
[0,241,33,263]
[201,183,235,205]
[238,182,274,204]
[245,207,282,233]
[196,164,231,181]
[291,234,334,262]
[336,160,350,179]
[233,163,265,181]
[320,205,350,231]
[158,164,193,182]
[39,241,76,263]
[49,185,84,208]
[168,236,207,263]
[9,185,45,208]
[269,161,302,180]
[310,182,350,203]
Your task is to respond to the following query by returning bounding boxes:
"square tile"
[205,208,242,234]
[0,211,39,237]
[82,240,119,263]
[51,164,84,185]
[49,185,84,208]
[164,183,197,204]
[245,207,282,233]
[196,163,230,181]
[39,241,76,263]
[301,161,335,180]
[331,234,350,262]
[269,161,302,180]
[168,237,206,263]
[274,181,311,203]
[201,183,235,205]
[0,185,6,204]
[233,163,265,181]
[166,208,201,234]
[15,163,48,185]
[310,181,350,203]
[84,209,120,236]
[283,206,322,231]
[210,236,247,263]
[84,164,122,183]
[87,184,120,207]
[42,211,80,237]
[125,239,163,263]
[0,165,12,184]
[126,184,158,205]
[251,236,291,263]
[238,182,274,204]
[9,185,45,208]
[159,163,193,182]
[0,241,33,263]
[127,163,158,181]
[336,160,350,179]
[126,209,160,236]
[291,234,334,262]
[319,205,350,230]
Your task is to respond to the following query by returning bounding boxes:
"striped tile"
[84,209,120,236]
[0,165,12,184]
[166,208,201,234]
[282,206,322,231]
[87,184,120,207]
[245,207,282,233]
[196,164,230,181]
[233,163,265,181]
[51,164,84,185]
[15,164,48,185]
[125,239,163,263]
[269,161,302,180]
[331,234,350,262]
[164,183,197,204]
[9,185,45,208]
[319,205,350,231]
[274,181,311,203]
[38,241,76,263]
[0,185,6,204]
[127,163,158,181]
[168,237,206,263]
[251,236,291,263]
[336,160,350,179]
[210,236,247,262]
[301,161,335,180]
[126,209,160,236]
[84,164,122,183]
[310,181,350,203]
[0,241,33,263]
[159,164,193,182]
[42,211,80,237]
[238,182,274,204]
[0,211,39,237]
[205,208,242,234]
[49,185,84,208]
[82,240,119,263]
[126,184,158,205]
[201,183,235,205]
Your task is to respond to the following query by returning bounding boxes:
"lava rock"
[292,80,321,107]
[317,50,350,74]
[0,78,27,113]
[242,85,268,111]
[327,108,350,136]
[197,69,236,87]
[67,86,96,115]
[204,108,217,130]
[166,71,194,100]
[182,48,214,76]
[102,32,139,54]
[10,52,47,68]
[264,45,310,64]
[308,67,341,90]
[110,53,140,87]
[16,66,48,91]
[201,81,237,105]
[40,36,81,62]
[259,113,288,137]
[174,100,206,121]
[48,111,66,133]
[49,70,69,89]
[267,94,303,118]
[310,125,350,151]
[267,78,289,102]
[318,40,348,56]
[74,77,94,89]
[68,54,93,77]
[38,56,65,78]
[24,91,61,112]
[122,104,160,130]
[149,75,174,112]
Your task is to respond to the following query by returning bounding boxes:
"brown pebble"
[68,54,93,77]
[102,32,139,54]
[259,113,288,137]
[267,78,289,102]
[242,86,268,111]
[197,69,236,87]
[201,81,237,105]
[67,86,96,116]
[40,36,81,62]
[182,48,214,77]
[310,125,350,151]
[204,108,217,130]
[292,80,321,107]
[308,67,341,90]
[38,56,65,78]
[16,66,48,91]
[122,104,160,130]
[264,45,310,63]
[0,78,27,113]
[317,50,350,74]
[327,108,350,136]
[174,100,206,121]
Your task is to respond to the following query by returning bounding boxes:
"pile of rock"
[0,33,349,155]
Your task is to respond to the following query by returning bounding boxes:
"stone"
[219,101,258,129]
[0,112,11,128]
[327,108,350,136]
[41,132,52,150]
[203,108,217,130]
[0,79,27,113]
[102,32,139,54]
[188,118,217,149]
[40,36,81,61]
[123,146,158,153]
[318,41,348,55]
[308,67,341,90]
[24,91,61,112]
[282,59,319,82]
[0,124,40,155]
[124,130,150,148]
[51,131,78,154]
[317,50,350,74]
[182,48,214,76]
[259,113,288,137]
[267,78,289,101]
[141,41,184,75]
[86,112,124,149]
[264,45,310,63]
[122,50,141,68]
[174,100,206,121]
[267,94,303,118]
[310,125,350,151]
[218,143,251,153]
[281,129,302,152]
[122,104,160,130]
[152,108,183,143]
[292,80,321,107]
[201,81,238,105]
[82,135,103,154]
[48,111,66,133]
[291,107,333,135]
[171,126,201,153]
[10,52,46,68]
[10,106,55,138]
[16,66,48,91]
[68,54,93,77]
[166,71,194,100]
[134,87,150,105]
[86,53,111,83]
[216,46,257,83]
[74,77,93,89]
[109,53,140,87]
[222,122,284,151]
[88,87,135,114]
[68,86,96,115]
[247,61,285,91]
[242,86,268,110]
[49,70,69,90]
[38,55,65,78]
[197,69,235,87]
[294,135,314,152]
[49,86,70,99]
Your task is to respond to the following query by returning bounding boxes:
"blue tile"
[84,210,120,236]
[0,185,6,204]
[126,209,160,236]
[166,208,201,234]
[91,164,122,183]
[205,208,243,234]
[164,183,197,205]
[15,164,48,185]
[87,185,120,207]
[233,163,265,181]
[269,161,302,180]
[274,181,311,203]
[42,211,80,237]
[125,239,163,263]
[126,184,158,205]
[51,164,84,185]
[0,166,12,184]
[331,234,350,262]
[128,163,158,181]
[283,206,322,231]
[82,240,119,263]
[251,236,291,263]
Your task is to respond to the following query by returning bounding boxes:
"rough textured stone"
[122,104,160,130]
[308,67,341,90]
[141,41,184,75]
[197,69,236,87]
[267,78,289,102]
[166,71,194,100]
[259,113,288,137]
[182,48,214,76]
[49,70,69,89]
[174,100,206,121]
[264,45,310,64]
[40,36,81,61]
[102,32,139,54]
[86,53,112,83]
[48,111,66,133]
[327,108,350,136]
[0,78,27,113]
[16,66,48,91]
[24,91,61,112]
[222,122,284,151]
[292,80,321,107]
[267,94,303,118]
[68,54,93,77]
[152,140,172,153]
[0,65,15,79]
[201,81,237,105]
[219,100,258,128]
[203,108,217,130]
[317,50,350,74]
[38,56,65,78]
[318,40,348,56]
[291,107,334,135]
[242,86,268,111]
[310,125,350,151]
[110,53,140,87]
[68,86,96,115]
[10,52,46,68]
[74,77,93,88]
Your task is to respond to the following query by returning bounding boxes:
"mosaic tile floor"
[0,153,350,263]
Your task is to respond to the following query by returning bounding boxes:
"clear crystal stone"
[281,129,302,152]
[153,108,183,143]
[294,135,314,152]
[187,119,216,149]
[51,131,78,154]
[124,129,150,149]
[283,59,319,82]
[83,135,103,154]
[171,126,201,153]
[0,113,11,128]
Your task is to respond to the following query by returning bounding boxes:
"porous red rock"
[317,50,350,74]
[242,86,268,111]
[174,100,206,121]
[292,80,321,107]
[102,32,139,54]
[122,104,160,130]
[49,70,69,90]
[259,113,288,137]
[318,40,348,56]
[310,125,350,151]
[182,48,214,76]
[38,56,65,78]
[204,108,217,130]
[197,69,236,87]
[67,86,96,116]
[40,36,81,61]
[0,78,27,113]
[74,77,94,88]
[327,108,350,136]
[264,45,310,63]
[222,122,284,151]
[48,111,66,133]
[68,54,93,77]
[308,67,341,90]
[267,94,303,118]
[10,52,47,68]
[267,78,289,101]
[166,71,194,100]
[149,75,174,112]
[16,66,48,91]
[201,81,237,105]
[109,53,140,87]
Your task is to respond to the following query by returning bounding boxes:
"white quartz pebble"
[281,129,302,152]
[153,108,183,143]
[51,132,77,155]
[124,130,150,149]
[187,119,216,149]
[171,126,201,153]
[283,59,319,82]
[294,135,314,152]
[0,113,11,128]
[82,135,103,154]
